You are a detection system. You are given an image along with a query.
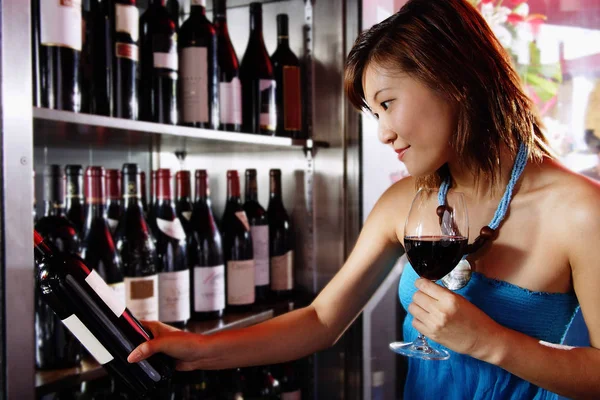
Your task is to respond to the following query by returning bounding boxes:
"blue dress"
[399,262,580,400]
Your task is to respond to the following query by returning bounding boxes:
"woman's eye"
[381,101,391,111]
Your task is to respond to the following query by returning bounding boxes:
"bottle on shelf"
[243,169,270,305]
[151,168,190,328]
[85,0,113,116]
[65,164,85,237]
[35,164,82,370]
[221,170,255,313]
[114,163,160,321]
[35,0,82,111]
[141,170,149,216]
[178,0,219,129]
[175,170,194,234]
[214,0,242,132]
[34,230,174,396]
[106,169,123,235]
[140,0,179,125]
[268,169,294,299]
[165,0,181,30]
[271,14,303,139]
[112,0,139,120]
[31,0,41,107]
[189,170,225,321]
[81,166,126,306]
[240,2,277,135]
[149,169,158,227]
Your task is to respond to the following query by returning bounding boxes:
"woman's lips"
[395,146,410,161]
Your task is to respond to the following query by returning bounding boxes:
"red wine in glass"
[404,236,468,281]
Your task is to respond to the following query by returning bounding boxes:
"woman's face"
[362,63,457,177]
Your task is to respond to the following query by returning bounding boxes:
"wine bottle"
[34,230,174,396]
[106,169,123,235]
[32,0,42,107]
[165,0,181,29]
[178,0,219,129]
[243,169,270,305]
[175,170,194,234]
[221,170,255,312]
[271,14,303,139]
[65,164,85,237]
[151,169,190,328]
[37,0,82,111]
[140,0,178,124]
[114,164,160,321]
[35,164,82,370]
[33,170,38,224]
[81,167,126,307]
[149,169,158,227]
[189,170,225,320]
[245,366,281,399]
[113,0,139,119]
[86,0,113,116]
[141,170,149,216]
[214,0,242,132]
[267,169,294,298]
[277,362,302,400]
[240,3,277,135]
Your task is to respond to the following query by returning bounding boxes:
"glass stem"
[414,333,430,350]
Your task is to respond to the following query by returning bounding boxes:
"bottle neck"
[176,172,191,200]
[270,175,282,199]
[250,9,263,38]
[34,230,54,266]
[106,171,121,201]
[85,203,106,220]
[277,36,290,48]
[65,176,83,208]
[85,173,106,219]
[190,0,207,16]
[245,175,258,202]
[195,173,210,202]
[122,174,144,210]
[157,171,172,202]
[227,175,241,201]
[44,201,64,217]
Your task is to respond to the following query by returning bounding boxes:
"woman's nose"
[378,123,397,145]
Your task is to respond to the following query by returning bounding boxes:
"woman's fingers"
[139,320,181,338]
[127,332,203,364]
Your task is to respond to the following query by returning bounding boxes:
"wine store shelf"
[33,108,328,154]
[205,0,290,11]
[35,300,297,396]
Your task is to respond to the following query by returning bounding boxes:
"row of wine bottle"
[32,0,304,138]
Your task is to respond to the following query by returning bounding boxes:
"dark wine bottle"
[276,361,302,400]
[35,164,82,370]
[240,3,277,135]
[141,170,149,216]
[81,166,126,306]
[32,0,42,107]
[34,230,174,396]
[271,14,303,139]
[140,0,178,124]
[165,0,181,29]
[214,0,242,132]
[221,170,255,312]
[267,169,293,298]
[151,169,190,327]
[189,170,225,321]
[33,170,38,224]
[178,0,219,129]
[65,164,85,237]
[106,169,123,236]
[175,170,194,234]
[149,169,158,227]
[37,0,82,111]
[86,0,113,116]
[114,164,160,321]
[113,0,139,120]
[243,169,270,305]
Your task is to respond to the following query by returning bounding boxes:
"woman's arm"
[128,178,414,370]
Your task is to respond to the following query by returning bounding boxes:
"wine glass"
[389,188,469,360]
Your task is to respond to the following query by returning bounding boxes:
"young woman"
[128,0,600,397]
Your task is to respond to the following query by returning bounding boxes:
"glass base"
[389,341,450,361]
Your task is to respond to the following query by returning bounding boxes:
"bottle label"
[115,42,139,62]
[61,314,114,365]
[40,0,83,51]
[115,3,139,42]
[157,218,187,241]
[250,225,269,286]
[182,211,193,221]
[125,275,159,320]
[282,391,302,400]
[153,33,178,71]
[219,78,242,125]
[85,270,127,317]
[180,47,209,123]
[283,66,302,131]
[259,79,277,131]
[193,265,225,312]
[110,282,127,310]
[271,251,294,291]
[235,211,250,231]
[159,270,191,322]
[108,218,119,233]
[227,260,255,305]
[191,0,206,6]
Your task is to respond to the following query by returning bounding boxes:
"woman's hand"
[409,278,508,361]
[127,321,210,371]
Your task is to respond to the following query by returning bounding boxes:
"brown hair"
[345,0,554,189]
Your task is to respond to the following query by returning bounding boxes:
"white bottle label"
[227,260,255,305]
[193,265,225,312]
[271,251,294,291]
[85,270,127,317]
[62,314,114,365]
[110,282,127,310]
[282,391,302,400]
[182,211,193,221]
[159,270,191,323]
[219,78,242,125]
[251,226,270,286]
[108,218,119,232]
[154,52,178,71]
[180,47,209,123]
[115,3,139,42]
[125,275,159,321]
[157,218,187,241]
[235,211,250,231]
[259,79,277,131]
[191,0,206,5]
[40,0,82,51]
